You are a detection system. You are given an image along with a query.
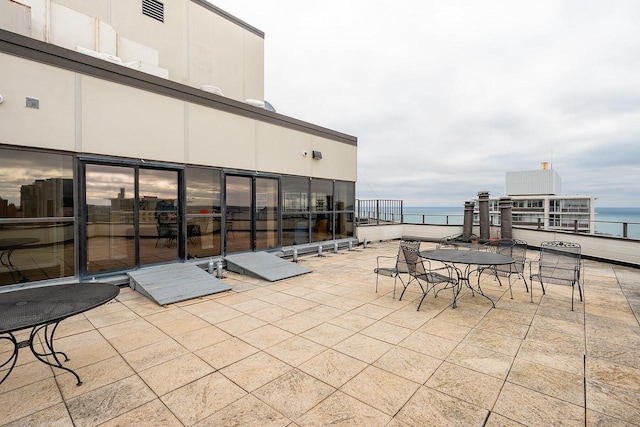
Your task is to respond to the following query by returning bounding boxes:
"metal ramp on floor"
[225,252,311,282]
[128,263,231,305]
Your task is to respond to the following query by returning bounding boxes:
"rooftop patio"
[1,240,639,426]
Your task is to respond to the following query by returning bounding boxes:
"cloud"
[211,0,640,206]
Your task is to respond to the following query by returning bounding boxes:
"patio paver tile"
[253,369,335,420]
[161,372,246,426]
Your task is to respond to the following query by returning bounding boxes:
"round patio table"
[0,283,120,385]
[420,249,514,308]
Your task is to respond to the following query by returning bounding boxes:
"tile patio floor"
[1,240,639,426]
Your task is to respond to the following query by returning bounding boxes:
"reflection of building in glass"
[0,197,17,217]
[20,178,73,218]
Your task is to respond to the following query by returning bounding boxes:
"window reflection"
[311,213,333,242]
[0,148,75,285]
[0,148,73,218]
[281,177,355,244]
[255,177,278,250]
[86,165,135,273]
[311,179,333,212]
[334,181,355,211]
[282,176,309,213]
[185,167,222,257]
[282,213,309,246]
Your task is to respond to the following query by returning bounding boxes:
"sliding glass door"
[83,163,180,276]
[225,175,279,253]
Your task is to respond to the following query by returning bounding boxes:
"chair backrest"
[511,239,527,273]
[397,240,420,274]
[538,241,581,283]
[490,239,512,273]
[494,239,515,255]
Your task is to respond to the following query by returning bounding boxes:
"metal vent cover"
[142,0,164,22]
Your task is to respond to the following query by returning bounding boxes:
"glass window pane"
[186,167,222,257]
[282,176,309,212]
[186,167,221,214]
[139,169,179,266]
[282,213,309,246]
[255,178,278,250]
[0,148,74,218]
[186,217,221,257]
[311,213,333,242]
[0,222,74,286]
[86,164,135,273]
[226,176,252,253]
[310,179,333,212]
[335,212,354,239]
[334,181,355,211]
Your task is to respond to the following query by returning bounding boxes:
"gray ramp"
[128,263,231,305]
[225,252,311,281]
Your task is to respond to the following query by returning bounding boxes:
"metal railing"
[356,199,403,225]
[356,199,639,240]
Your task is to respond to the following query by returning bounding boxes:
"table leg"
[466,265,496,308]
[30,322,82,385]
[434,264,463,308]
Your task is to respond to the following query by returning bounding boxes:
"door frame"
[77,155,185,279]
[223,170,281,254]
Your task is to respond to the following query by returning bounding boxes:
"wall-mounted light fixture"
[312,150,322,159]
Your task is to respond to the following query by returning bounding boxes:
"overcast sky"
[212,0,640,207]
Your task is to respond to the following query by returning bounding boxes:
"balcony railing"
[356,199,639,239]
[356,199,403,225]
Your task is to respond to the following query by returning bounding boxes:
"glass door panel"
[225,176,252,252]
[255,178,279,250]
[86,165,135,273]
[139,169,179,266]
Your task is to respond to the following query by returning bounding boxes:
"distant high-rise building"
[477,163,595,233]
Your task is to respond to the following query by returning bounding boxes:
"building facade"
[0,0,357,287]
[476,164,595,233]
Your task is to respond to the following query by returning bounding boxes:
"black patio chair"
[374,240,420,299]
[529,241,582,310]
[485,239,529,298]
[400,245,457,311]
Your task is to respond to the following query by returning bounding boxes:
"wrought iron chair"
[156,222,177,248]
[529,241,582,310]
[374,240,419,298]
[400,245,457,311]
[486,239,529,299]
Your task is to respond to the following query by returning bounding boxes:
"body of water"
[595,207,640,239]
[403,206,640,239]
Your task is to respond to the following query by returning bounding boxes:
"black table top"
[0,283,120,334]
[0,238,40,250]
[421,249,514,266]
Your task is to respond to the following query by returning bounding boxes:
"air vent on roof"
[142,0,164,22]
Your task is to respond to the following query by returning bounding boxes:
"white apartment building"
[478,164,595,233]
[0,0,357,287]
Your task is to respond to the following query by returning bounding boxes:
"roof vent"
[200,85,224,96]
[142,0,164,23]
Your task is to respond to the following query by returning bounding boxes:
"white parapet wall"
[356,223,640,267]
